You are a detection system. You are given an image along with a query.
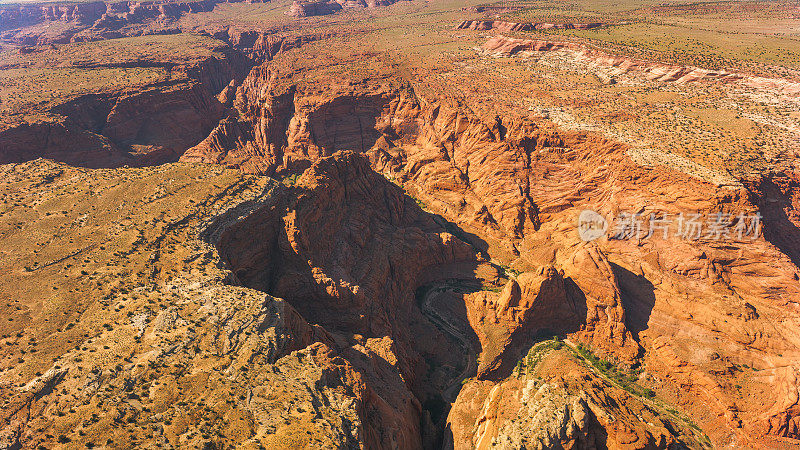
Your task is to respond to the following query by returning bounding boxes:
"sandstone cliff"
[177,48,800,447]
[456,20,603,32]
[2,7,800,448]
[0,38,251,167]
[0,160,363,448]
[481,34,800,94]
[288,0,406,17]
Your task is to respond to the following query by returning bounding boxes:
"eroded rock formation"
[0,0,399,45]
[288,0,406,17]
[178,49,800,447]
[2,9,800,449]
[0,0,221,45]
[456,20,603,32]
[0,40,250,167]
[481,34,800,94]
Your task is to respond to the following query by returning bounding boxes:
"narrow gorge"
[2,1,800,447]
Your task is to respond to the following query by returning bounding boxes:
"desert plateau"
[1,0,800,448]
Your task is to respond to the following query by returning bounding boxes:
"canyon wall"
[213,151,481,447]
[2,17,800,448]
[288,0,407,17]
[0,42,251,167]
[179,50,800,447]
[456,20,603,32]
[482,34,800,94]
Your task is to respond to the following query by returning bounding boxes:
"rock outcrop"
[3,5,800,448]
[480,35,800,94]
[0,39,250,167]
[481,35,578,56]
[464,247,640,381]
[447,342,704,449]
[287,0,343,17]
[214,151,479,448]
[287,0,406,17]
[178,49,800,447]
[456,20,603,32]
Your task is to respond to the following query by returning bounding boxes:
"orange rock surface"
[2,0,800,448]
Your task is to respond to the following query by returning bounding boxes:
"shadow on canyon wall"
[748,174,800,269]
[611,262,656,342]
[204,156,491,448]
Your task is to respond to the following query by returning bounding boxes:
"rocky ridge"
[287,0,406,17]
[481,34,800,95]
[456,20,604,32]
[0,38,252,167]
[0,160,363,448]
[1,4,800,449]
[177,48,800,447]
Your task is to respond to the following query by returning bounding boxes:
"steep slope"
[213,151,482,448]
[447,340,706,448]
[0,35,251,167]
[2,4,800,448]
[180,48,800,447]
[481,35,800,94]
[0,161,362,449]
